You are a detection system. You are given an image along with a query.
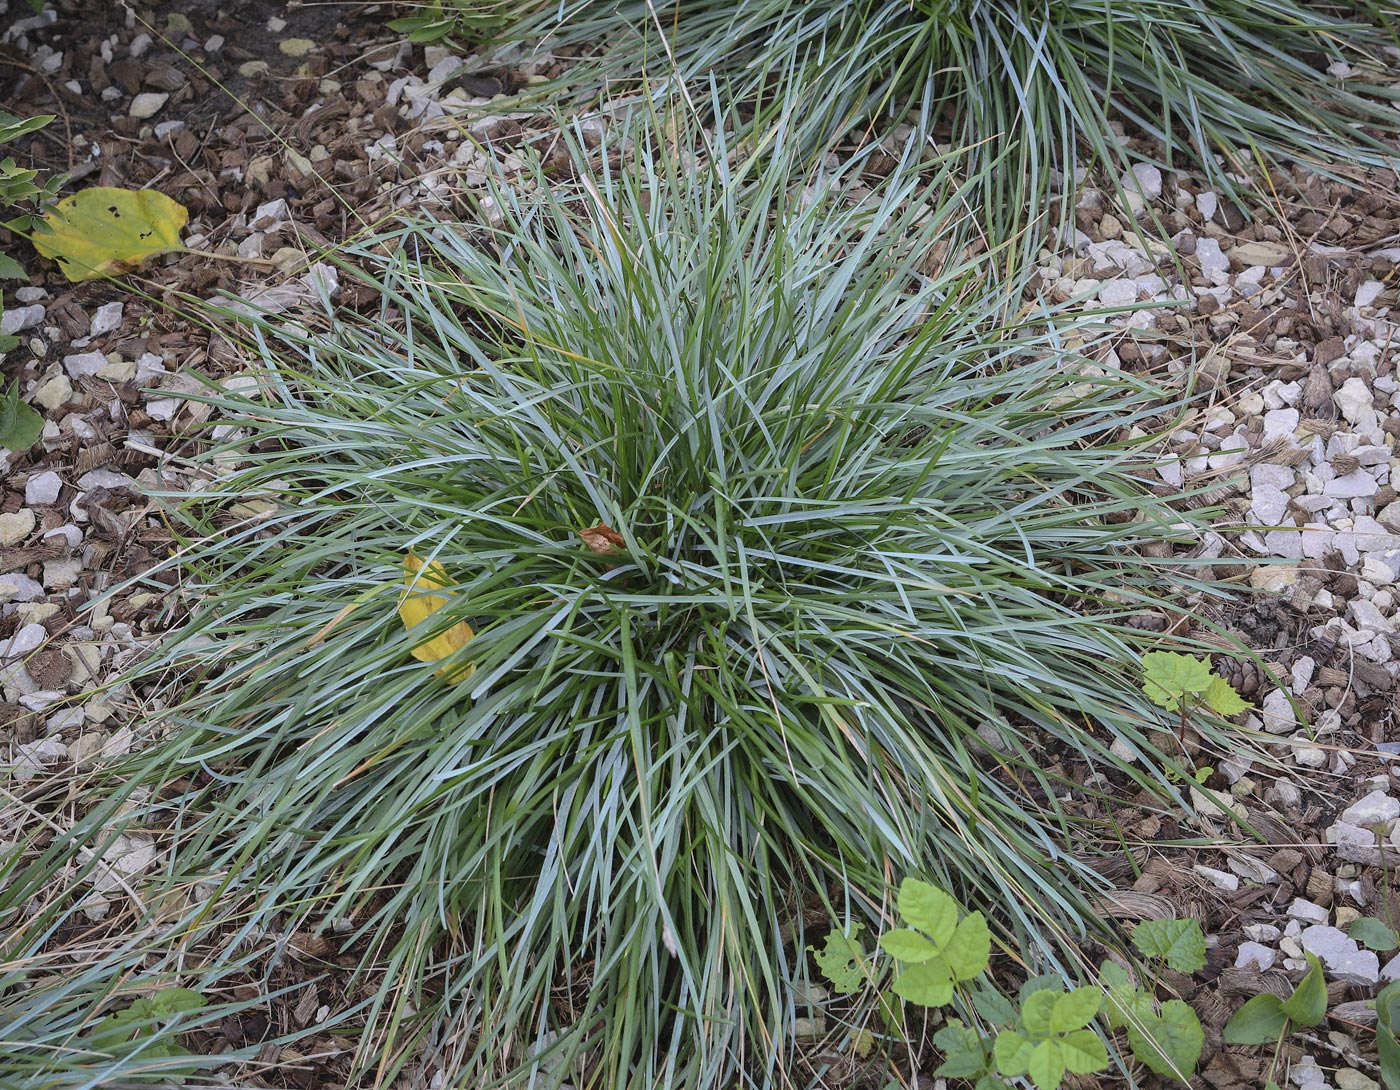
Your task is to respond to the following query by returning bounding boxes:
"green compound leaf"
[944,911,992,981]
[972,983,1019,1027]
[1127,999,1205,1082]
[1132,918,1207,973]
[933,1020,992,1079]
[897,878,957,947]
[993,1029,1035,1077]
[880,927,938,963]
[1099,960,1153,1031]
[1282,952,1327,1027]
[891,958,954,1007]
[1058,1028,1109,1075]
[1204,674,1251,716]
[1050,987,1103,1033]
[1141,651,1214,711]
[810,923,869,994]
[1021,988,1059,1037]
[1350,917,1400,953]
[1223,992,1287,1045]
[1027,1038,1066,1090]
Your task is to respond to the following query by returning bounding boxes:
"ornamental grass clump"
[487,0,1400,244]
[2,108,1240,1087]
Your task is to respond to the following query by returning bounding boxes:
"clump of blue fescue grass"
[2,108,1241,1087]
[483,0,1400,246]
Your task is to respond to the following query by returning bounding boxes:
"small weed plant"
[816,878,1208,1087]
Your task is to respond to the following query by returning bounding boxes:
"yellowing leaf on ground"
[31,187,188,282]
[399,552,475,683]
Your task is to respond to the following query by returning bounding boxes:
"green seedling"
[1223,951,1327,1090]
[84,986,207,1080]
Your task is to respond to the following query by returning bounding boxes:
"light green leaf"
[897,878,956,947]
[1222,992,1287,1045]
[1021,988,1059,1037]
[1050,987,1102,1033]
[148,987,205,1017]
[1282,952,1327,1027]
[1026,1038,1066,1090]
[1058,1028,1109,1075]
[1141,651,1214,711]
[891,958,954,1007]
[1204,674,1250,716]
[810,924,869,994]
[993,1029,1034,1077]
[1132,918,1207,973]
[1350,917,1399,953]
[944,910,991,980]
[1127,1000,1205,1081]
[880,927,938,963]
[30,186,188,282]
[0,253,25,278]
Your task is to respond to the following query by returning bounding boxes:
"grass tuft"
[481,0,1400,247]
[3,106,1243,1087]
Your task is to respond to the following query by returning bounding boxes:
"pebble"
[1244,922,1282,942]
[1261,408,1299,445]
[1355,280,1386,309]
[1301,924,1380,985]
[1,623,47,660]
[0,509,35,545]
[1195,237,1229,283]
[278,38,316,57]
[0,573,44,603]
[63,350,107,379]
[1341,791,1400,828]
[1336,1071,1380,1090]
[1325,469,1379,499]
[1259,689,1295,733]
[1235,941,1276,970]
[1098,279,1137,307]
[89,301,123,337]
[1127,162,1163,200]
[129,92,169,119]
[0,303,45,334]
[1335,377,1376,424]
[33,374,72,410]
[81,834,159,894]
[1288,898,1329,925]
[24,470,61,506]
[1294,743,1328,769]
[1194,864,1239,891]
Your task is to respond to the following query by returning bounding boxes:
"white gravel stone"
[1291,656,1315,694]
[1335,376,1376,424]
[1288,898,1329,925]
[1263,380,1302,409]
[24,470,61,505]
[129,92,169,119]
[1295,743,1328,769]
[1195,237,1229,283]
[1352,599,1392,634]
[0,509,35,546]
[1125,162,1163,200]
[1098,279,1137,307]
[0,303,45,334]
[1325,470,1379,499]
[1302,925,1381,985]
[1194,864,1239,891]
[89,301,123,337]
[1383,953,1400,982]
[33,374,71,410]
[1342,791,1400,828]
[81,834,159,893]
[1235,941,1276,970]
[1245,923,1282,943]
[63,350,107,379]
[1252,463,1296,491]
[0,573,44,603]
[1,623,47,660]
[1259,689,1295,733]
[1252,487,1291,525]
[1262,408,1300,445]
[1356,280,1386,309]
[7,737,67,779]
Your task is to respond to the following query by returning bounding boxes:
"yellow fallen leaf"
[31,187,188,282]
[399,552,475,683]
